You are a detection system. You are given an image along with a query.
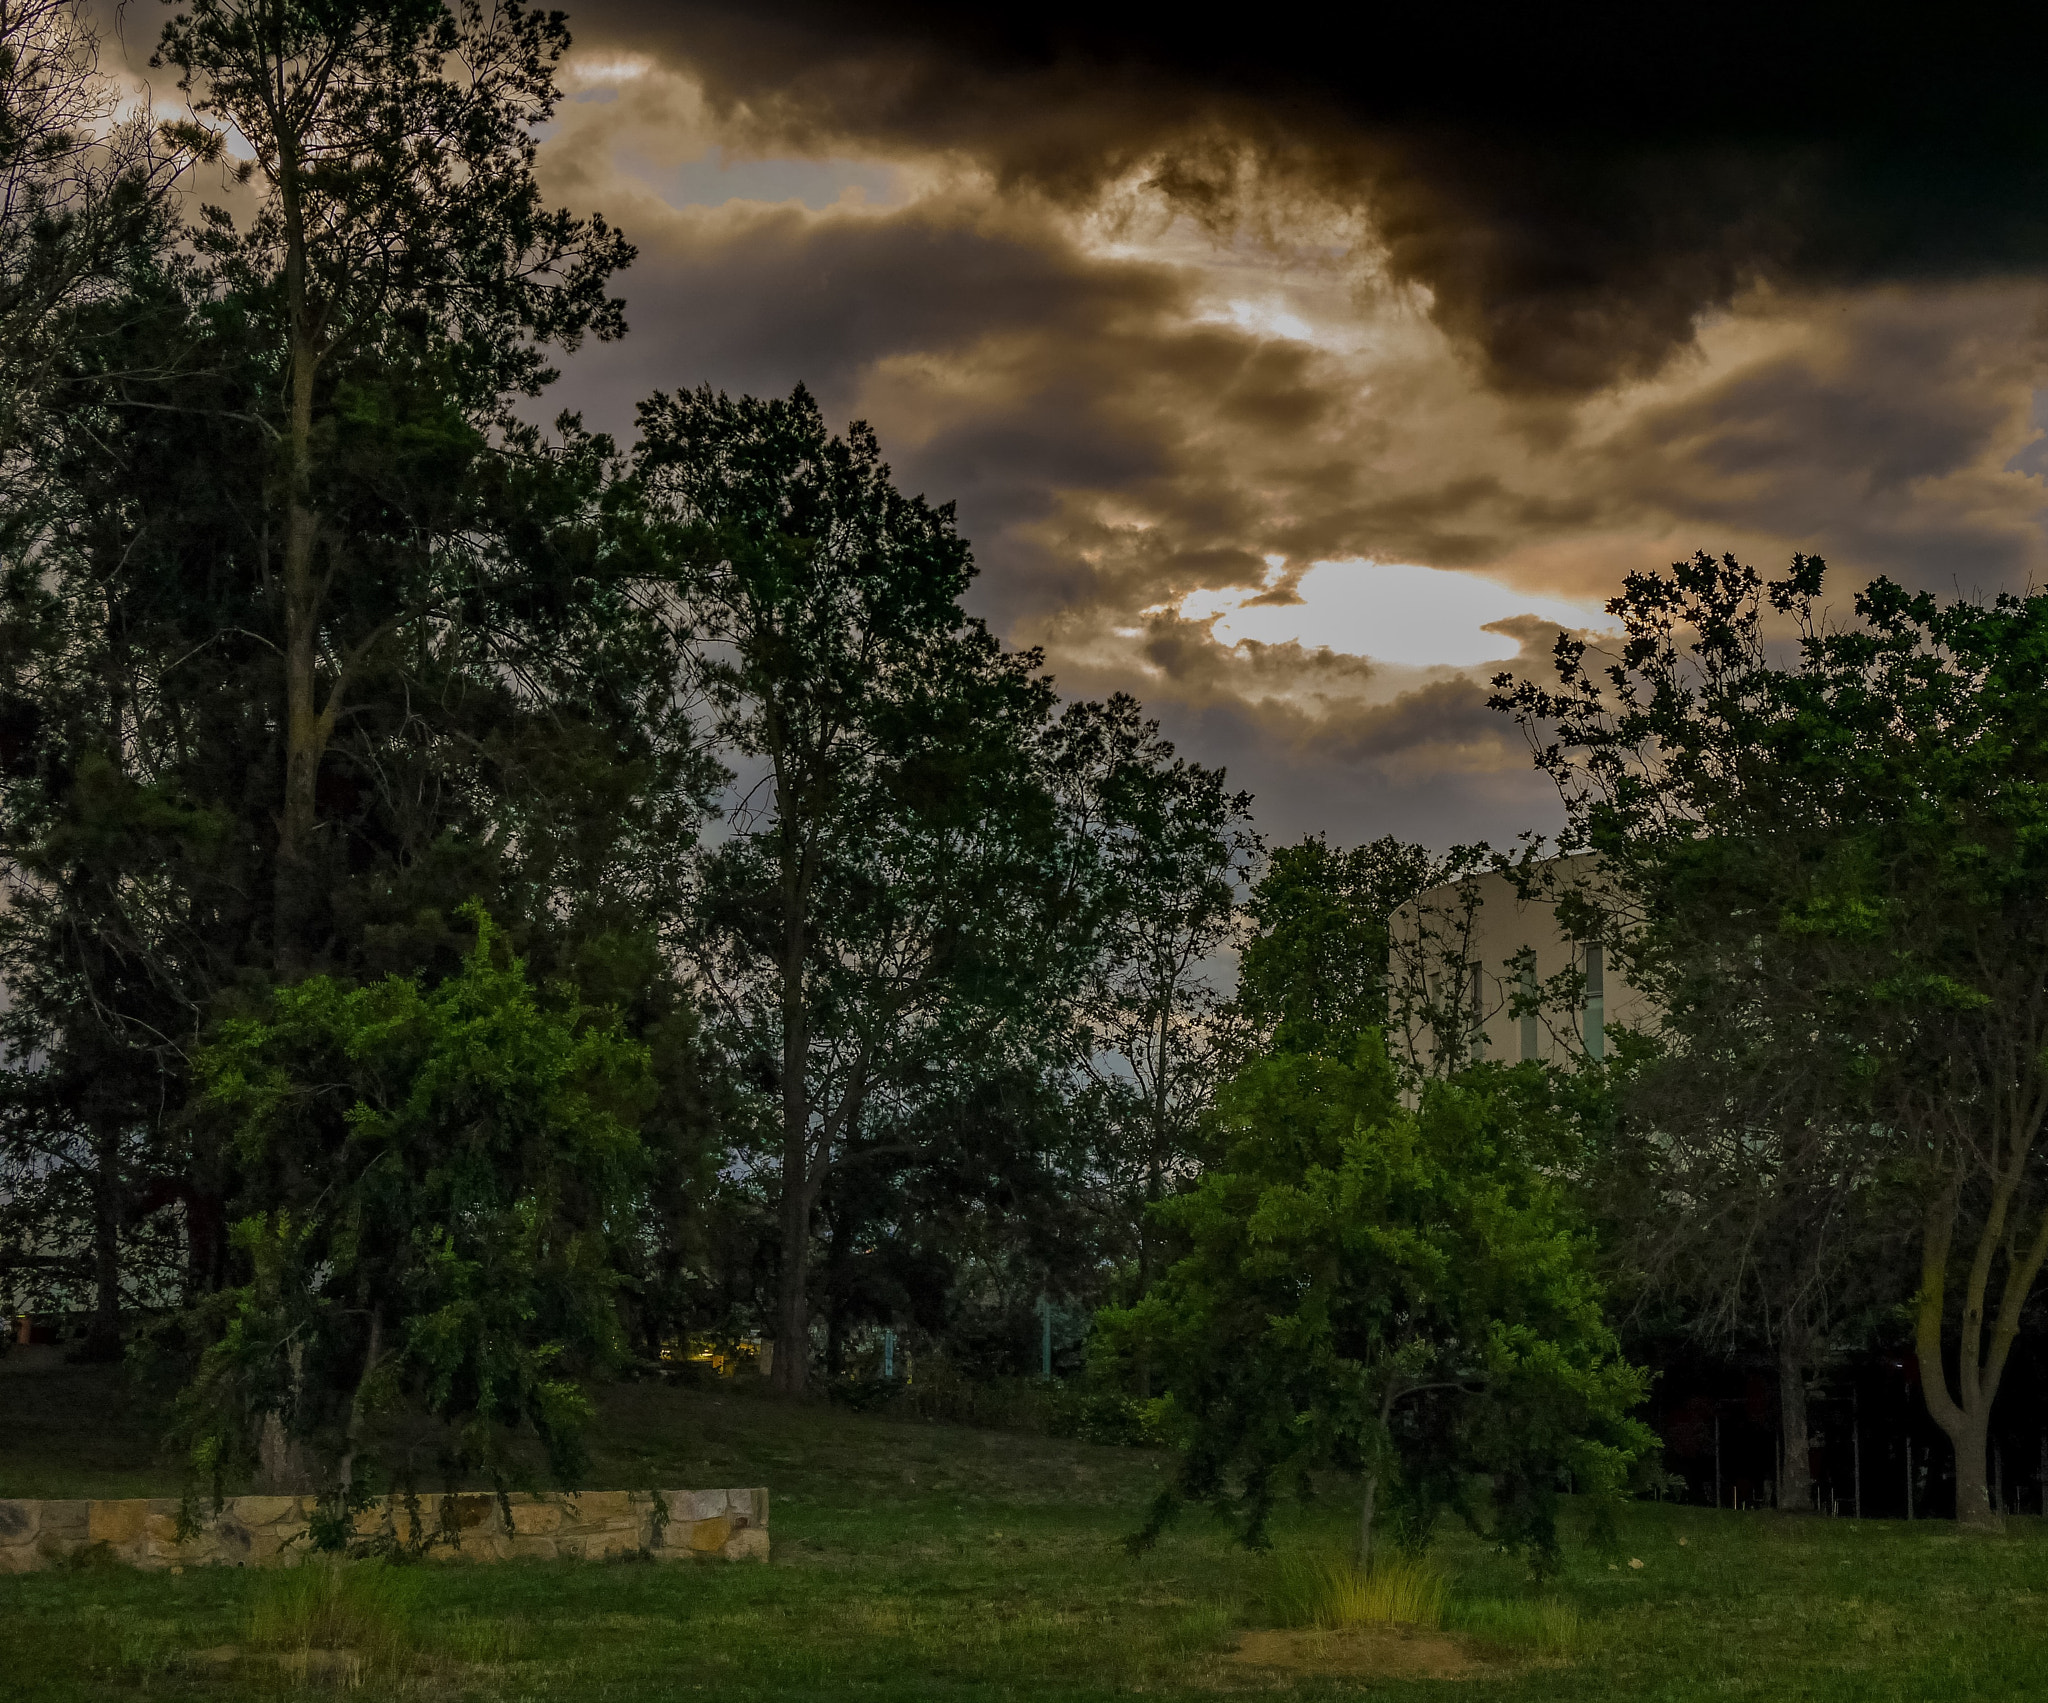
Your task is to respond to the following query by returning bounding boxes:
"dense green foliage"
[1234,836,1438,1058]
[181,909,653,1508]
[1105,1033,1651,1569]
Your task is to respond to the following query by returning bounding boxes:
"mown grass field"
[3,1350,2044,1700]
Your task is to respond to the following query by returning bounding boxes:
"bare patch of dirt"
[1224,1624,1498,1682]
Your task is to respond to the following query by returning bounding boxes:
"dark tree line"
[7,0,2035,1553]
[0,0,1277,1507]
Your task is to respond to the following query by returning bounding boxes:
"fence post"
[1852,1386,1862,1518]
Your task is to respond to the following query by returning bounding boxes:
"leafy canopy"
[1103,1031,1652,1572]
[182,907,652,1512]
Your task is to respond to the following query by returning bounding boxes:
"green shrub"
[1045,1389,1175,1449]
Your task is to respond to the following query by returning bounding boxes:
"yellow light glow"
[1179,558,1611,670]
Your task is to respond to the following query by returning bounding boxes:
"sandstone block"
[686,1515,732,1554]
[0,1487,767,1573]
[242,1528,292,1564]
[509,1501,561,1535]
[443,1494,496,1531]
[720,1525,770,1562]
[90,1499,149,1547]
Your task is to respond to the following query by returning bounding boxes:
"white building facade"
[1387,854,1651,1074]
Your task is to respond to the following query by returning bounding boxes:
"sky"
[125,1,2048,851]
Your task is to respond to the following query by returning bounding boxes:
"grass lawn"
[3,1351,2044,1700]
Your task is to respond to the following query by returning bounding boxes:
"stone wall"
[0,1487,768,1573]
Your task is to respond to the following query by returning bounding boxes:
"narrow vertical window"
[1469,970,1487,1063]
[1583,942,1605,1062]
[1519,961,1539,1061]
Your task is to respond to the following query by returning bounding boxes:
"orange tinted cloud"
[526,6,2048,847]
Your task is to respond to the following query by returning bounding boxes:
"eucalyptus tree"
[0,0,697,1355]
[153,0,633,970]
[0,277,700,1363]
[0,0,183,491]
[638,384,1077,1396]
[1045,694,1257,1391]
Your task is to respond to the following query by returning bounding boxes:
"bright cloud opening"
[1178,559,1611,670]
[568,55,653,83]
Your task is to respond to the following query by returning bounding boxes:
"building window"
[1583,942,1605,1062]
[1519,961,1539,1061]
[1469,970,1487,1063]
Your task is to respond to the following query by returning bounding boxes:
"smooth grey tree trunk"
[1777,1324,1814,1512]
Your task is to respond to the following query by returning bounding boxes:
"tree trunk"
[1945,1409,1995,1528]
[771,1169,813,1396]
[274,350,325,972]
[1913,1179,2014,1530]
[334,1309,381,1498]
[81,1124,123,1362]
[257,1414,316,1494]
[770,881,813,1396]
[1356,1382,1398,1570]
[271,116,332,978]
[1133,1148,1161,1400]
[257,1340,316,1493]
[1356,1466,1379,1572]
[1776,1319,1814,1513]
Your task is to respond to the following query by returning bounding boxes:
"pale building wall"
[1389,854,1653,1069]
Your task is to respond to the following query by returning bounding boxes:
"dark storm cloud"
[1603,289,2048,589]
[1145,676,1567,852]
[533,193,1191,622]
[524,6,2048,850]
[540,199,1183,426]
[534,180,1384,638]
[569,1,2048,394]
